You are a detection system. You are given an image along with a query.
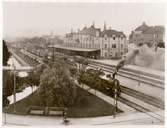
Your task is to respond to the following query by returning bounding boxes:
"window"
[113,36,116,40]
[105,44,107,49]
[105,52,107,57]
[121,44,123,48]
[110,52,113,57]
[112,44,116,48]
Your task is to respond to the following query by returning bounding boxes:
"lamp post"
[112,69,119,118]
[12,57,16,113]
[52,46,54,62]
[113,79,119,118]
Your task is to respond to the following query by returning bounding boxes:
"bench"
[48,107,67,116]
[27,106,68,116]
[27,106,45,115]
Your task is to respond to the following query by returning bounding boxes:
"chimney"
[104,21,106,31]
[92,21,95,27]
[142,21,146,25]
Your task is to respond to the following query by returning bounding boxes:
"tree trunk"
[31,86,33,93]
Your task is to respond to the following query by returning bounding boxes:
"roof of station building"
[65,23,126,38]
[79,25,101,36]
[48,45,100,52]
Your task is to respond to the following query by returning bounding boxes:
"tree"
[3,70,25,107]
[3,40,11,66]
[26,63,48,93]
[3,71,13,107]
[39,60,77,107]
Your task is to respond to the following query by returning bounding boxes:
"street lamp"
[113,79,119,118]
[111,69,120,118]
[12,57,16,113]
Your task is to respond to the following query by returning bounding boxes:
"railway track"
[118,97,164,122]
[89,60,164,81]
[88,62,164,89]
[121,86,164,110]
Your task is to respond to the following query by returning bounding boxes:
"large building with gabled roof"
[63,22,128,59]
[129,22,165,48]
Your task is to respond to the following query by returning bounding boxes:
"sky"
[3,2,166,38]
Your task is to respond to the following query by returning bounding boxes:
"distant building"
[63,22,128,59]
[129,22,165,47]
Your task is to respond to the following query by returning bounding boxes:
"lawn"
[5,86,123,118]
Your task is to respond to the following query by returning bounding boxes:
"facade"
[100,26,127,59]
[129,22,165,47]
[63,23,127,59]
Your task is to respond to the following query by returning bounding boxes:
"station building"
[56,22,128,59]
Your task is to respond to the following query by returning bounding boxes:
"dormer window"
[105,44,107,49]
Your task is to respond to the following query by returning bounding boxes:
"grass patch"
[4,87,123,118]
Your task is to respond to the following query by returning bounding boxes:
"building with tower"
[50,22,128,59]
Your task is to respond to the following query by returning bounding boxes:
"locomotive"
[78,68,121,97]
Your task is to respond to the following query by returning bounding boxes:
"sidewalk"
[7,86,38,104]
[74,80,136,114]
[3,110,164,126]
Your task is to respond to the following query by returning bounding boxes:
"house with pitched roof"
[129,22,165,48]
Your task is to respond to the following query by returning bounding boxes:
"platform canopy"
[48,45,100,59]
[48,45,100,52]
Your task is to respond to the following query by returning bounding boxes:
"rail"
[88,60,164,89]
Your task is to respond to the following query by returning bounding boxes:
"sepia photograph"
[2,1,165,126]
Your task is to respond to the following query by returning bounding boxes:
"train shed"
[48,45,100,59]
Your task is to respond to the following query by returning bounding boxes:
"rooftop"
[101,29,126,38]
[79,25,101,36]
[66,23,126,38]
[134,22,165,34]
